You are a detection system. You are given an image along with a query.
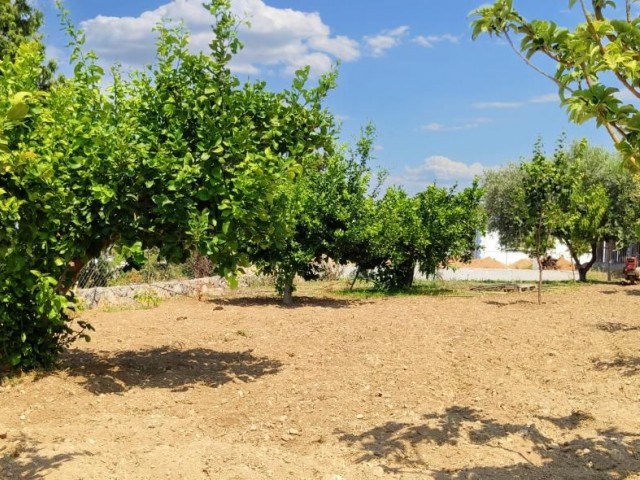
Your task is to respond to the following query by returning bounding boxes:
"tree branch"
[586,1,640,99]
[580,64,623,145]
[504,31,574,94]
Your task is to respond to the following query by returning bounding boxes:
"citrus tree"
[357,183,486,290]
[248,124,377,304]
[0,0,338,370]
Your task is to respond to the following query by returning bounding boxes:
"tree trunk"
[56,258,86,295]
[535,216,544,305]
[350,266,360,291]
[607,240,613,282]
[536,256,543,305]
[567,241,598,283]
[400,261,415,289]
[282,279,294,306]
[578,267,588,282]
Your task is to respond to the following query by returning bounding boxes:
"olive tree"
[484,139,640,284]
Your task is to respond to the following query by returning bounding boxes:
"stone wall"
[76,276,232,309]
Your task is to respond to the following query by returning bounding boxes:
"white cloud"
[529,93,558,103]
[80,0,360,76]
[45,44,65,64]
[473,101,523,109]
[364,25,409,57]
[406,156,486,181]
[413,34,460,48]
[422,117,491,132]
[386,155,490,192]
[473,94,560,110]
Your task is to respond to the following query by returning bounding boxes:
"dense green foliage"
[0,1,336,369]
[484,140,640,283]
[0,0,55,88]
[0,0,42,59]
[0,0,530,369]
[471,0,640,169]
[353,183,486,290]
[247,124,376,304]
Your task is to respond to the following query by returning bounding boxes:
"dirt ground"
[2,283,640,480]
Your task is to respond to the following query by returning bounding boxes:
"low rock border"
[76,276,241,309]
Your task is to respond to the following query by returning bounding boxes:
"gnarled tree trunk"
[566,240,598,283]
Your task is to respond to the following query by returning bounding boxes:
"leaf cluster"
[354,182,486,290]
[471,0,640,169]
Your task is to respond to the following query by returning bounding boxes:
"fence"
[75,248,214,290]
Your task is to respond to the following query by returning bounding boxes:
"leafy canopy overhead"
[471,0,640,169]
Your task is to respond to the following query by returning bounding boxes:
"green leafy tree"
[0,0,340,370]
[0,0,55,88]
[471,0,640,169]
[0,0,42,58]
[521,144,562,303]
[484,140,640,284]
[358,182,486,290]
[248,123,377,304]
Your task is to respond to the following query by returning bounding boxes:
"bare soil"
[2,283,640,480]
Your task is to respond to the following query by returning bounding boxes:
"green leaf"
[6,103,29,122]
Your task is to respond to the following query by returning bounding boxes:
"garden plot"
[1,284,640,479]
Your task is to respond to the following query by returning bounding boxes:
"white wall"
[477,231,591,266]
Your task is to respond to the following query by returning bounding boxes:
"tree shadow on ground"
[336,405,640,479]
[592,355,640,376]
[484,300,536,308]
[536,411,594,430]
[211,295,355,309]
[596,322,640,333]
[625,289,640,296]
[0,432,90,479]
[59,346,283,395]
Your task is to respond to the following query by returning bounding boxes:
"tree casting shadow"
[0,432,90,479]
[60,346,283,394]
[211,295,355,309]
[336,405,640,479]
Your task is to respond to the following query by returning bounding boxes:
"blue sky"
[37,0,616,191]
